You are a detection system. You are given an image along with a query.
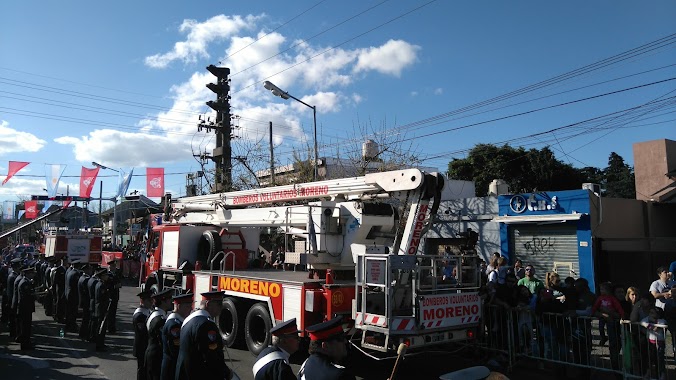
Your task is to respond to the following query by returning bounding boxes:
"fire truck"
[142,168,482,356]
[43,231,103,264]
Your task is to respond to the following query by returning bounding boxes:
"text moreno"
[219,277,282,298]
[407,203,429,254]
[232,185,330,205]
[423,304,480,320]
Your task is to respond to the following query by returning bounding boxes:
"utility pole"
[269,121,275,186]
[204,65,232,192]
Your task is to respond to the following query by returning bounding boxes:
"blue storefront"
[494,189,596,290]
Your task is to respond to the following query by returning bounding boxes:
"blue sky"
[1,0,675,204]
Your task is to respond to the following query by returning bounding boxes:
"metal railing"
[479,305,673,379]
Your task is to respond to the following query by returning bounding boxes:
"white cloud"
[434,88,443,95]
[353,39,420,77]
[55,129,192,168]
[145,14,262,68]
[0,120,47,155]
[410,91,419,97]
[352,93,363,104]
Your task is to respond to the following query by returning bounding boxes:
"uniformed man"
[53,256,69,323]
[78,264,94,340]
[145,289,173,380]
[0,259,8,325]
[87,267,100,342]
[106,259,121,333]
[93,269,110,351]
[160,293,193,380]
[64,260,82,332]
[133,290,153,380]
[4,258,21,334]
[16,267,37,350]
[175,291,234,380]
[11,260,25,339]
[253,318,300,380]
[297,317,354,380]
[42,257,56,316]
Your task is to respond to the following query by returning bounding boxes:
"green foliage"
[446,145,635,198]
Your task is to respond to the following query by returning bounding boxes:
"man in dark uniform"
[0,259,8,325]
[93,269,110,351]
[42,257,56,316]
[53,256,69,323]
[87,267,100,342]
[133,290,153,380]
[78,264,94,340]
[16,267,37,350]
[297,317,354,380]
[253,318,300,380]
[175,291,234,380]
[160,293,193,380]
[5,259,21,337]
[11,260,25,340]
[106,259,122,333]
[144,289,172,380]
[64,260,82,332]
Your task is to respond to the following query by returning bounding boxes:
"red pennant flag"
[146,168,165,197]
[25,200,38,219]
[2,161,30,185]
[63,197,73,208]
[79,166,100,197]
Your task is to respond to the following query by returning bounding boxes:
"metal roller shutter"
[510,224,579,279]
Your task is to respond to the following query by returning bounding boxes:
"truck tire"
[197,230,222,269]
[219,297,244,347]
[245,303,272,356]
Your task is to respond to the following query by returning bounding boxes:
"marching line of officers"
[1,253,121,352]
[132,289,356,380]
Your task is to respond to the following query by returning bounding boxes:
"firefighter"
[0,258,8,325]
[87,266,100,342]
[11,260,25,339]
[78,264,94,340]
[64,259,82,332]
[297,317,355,380]
[133,290,153,380]
[42,257,56,316]
[93,269,110,351]
[16,267,36,350]
[145,289,173,380]
[5,258,21,339]
[53,256,69,323]
[106,259,121,333]
[253,318,300,380]
[175,291,233,380]
[160,293,193,380]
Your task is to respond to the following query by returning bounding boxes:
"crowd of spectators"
[482,252,676,379]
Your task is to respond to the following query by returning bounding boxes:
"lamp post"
[263,81,319,182]
[92,161,119,249]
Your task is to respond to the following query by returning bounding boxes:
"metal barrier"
[479,304,673,379]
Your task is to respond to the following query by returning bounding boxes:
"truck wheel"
[245,303,272,356]
[198,230,222,269]
[219,298,244,347]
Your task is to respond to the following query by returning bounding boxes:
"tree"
[447,144,586,196]
[604,152,635,198]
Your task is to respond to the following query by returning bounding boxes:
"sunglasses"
[525,268,534,271]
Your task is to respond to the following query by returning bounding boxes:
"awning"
[492,213,585,224]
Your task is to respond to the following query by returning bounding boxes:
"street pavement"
[1,282,522,380]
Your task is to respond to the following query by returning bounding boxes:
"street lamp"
[92,161,120,249]
[263,81,319,181]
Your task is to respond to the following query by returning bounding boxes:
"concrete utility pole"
[270,121,275,186]
[203,65,232,192]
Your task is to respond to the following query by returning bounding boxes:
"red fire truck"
[142,168,481,356]
[43,231,103,264]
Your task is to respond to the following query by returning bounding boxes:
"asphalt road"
[0,282,514,380]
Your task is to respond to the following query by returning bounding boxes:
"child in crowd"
[592,282,625,345]
[640,307,667,379]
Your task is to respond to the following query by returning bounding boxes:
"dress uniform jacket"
[78,273,91,339]
[65,267,81,329]
[87,276,99,340]
[16,276,35,349]
[0,265,8,323]
[253,345,296,380]
[94,279,110,347]
[6,269,17,334]
[297,353,355,380]
[43,266,54,316]
[175,309,232,380]
[160,312,183,380]
[53,265,67,322]
[145,308,167,380]
[133,306,151,380]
